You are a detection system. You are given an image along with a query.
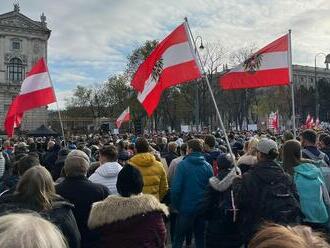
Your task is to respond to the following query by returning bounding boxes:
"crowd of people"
[1,129,330,247]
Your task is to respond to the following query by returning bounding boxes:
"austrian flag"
[220,34,290,90]
[131,23,201,116]
[116,107,130,129]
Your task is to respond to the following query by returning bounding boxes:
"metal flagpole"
[184,17,239,171]
[45,62,66,146]
[288,30,297,139]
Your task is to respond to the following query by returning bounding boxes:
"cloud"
[48,90,73,110]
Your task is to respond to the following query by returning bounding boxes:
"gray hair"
[64,150,90,177]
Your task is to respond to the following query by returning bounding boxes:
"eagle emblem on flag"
[243,53,263,73]
[152,58,164,81]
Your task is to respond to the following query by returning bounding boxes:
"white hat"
[256,138,278,155]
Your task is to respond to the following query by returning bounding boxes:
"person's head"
[16,166,56,211]
[116,164,144,197]
[64,150,90,177]
[0,213,67,248]
[320,135,330,149]
[283,131,294,142]
[180,143,188,156]
[187,139,204,153]
[17,154,41,176]
[47,141,55,150]
[134,137,149,153]
[217,153,234,170]
[282,140,302,174]
[204,135,216,151]
[99,145,118,164]
[168,142,178,153]
[248,223,329,248]
[300,129,317,148]
[247,138,259,156]
[256,138,279,162]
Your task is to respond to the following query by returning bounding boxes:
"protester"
[43,141,61,172]
[56,150,109,248]
[202,153,241,248]
[51,148,70,181]
[237,138,259,173]
[88,164,169,247]
[168,143,188,183]
[248,223,330,248]
[300,129,330,166]
[204,134,222,176]
[165,141,179,166]
[233,138,300,245]
[0,166,81,248]
[117,140,131,165]
[89,145,122,194]
[283,140,330,230]
[0,213,67,248]
[320,135,330,159]
[171,139,213,248]
[129,137,168,201]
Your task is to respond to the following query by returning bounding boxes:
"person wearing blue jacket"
[283,140,330,230]
[171,139,213,248]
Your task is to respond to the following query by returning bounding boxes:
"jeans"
[173,213,205,248]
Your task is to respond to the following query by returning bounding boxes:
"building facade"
[0,4,51,131]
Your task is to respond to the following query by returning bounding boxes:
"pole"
[288,30,296,139]
[184,17,239,171]
[315,56,319,119]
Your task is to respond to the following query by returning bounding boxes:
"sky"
[1,0,330,109]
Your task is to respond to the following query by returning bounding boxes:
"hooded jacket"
[129,153,168,201]
[88,194,169,248]
[171,152,213,214]
[294,163,329,224]
[89,161,122,194]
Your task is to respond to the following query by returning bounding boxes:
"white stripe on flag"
[20,72,51,95]
[230,51,288,73]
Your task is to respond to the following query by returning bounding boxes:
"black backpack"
[256,176,301,224]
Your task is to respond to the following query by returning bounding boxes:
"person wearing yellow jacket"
[129,137,169,201]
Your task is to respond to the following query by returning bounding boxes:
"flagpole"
[184,17,239,171]
[288,29,296,139]
[45,63,66,146]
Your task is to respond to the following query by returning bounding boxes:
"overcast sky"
[1,0,330,109]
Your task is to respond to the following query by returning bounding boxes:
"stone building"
[0,4,51,131]
[293,64,330,88]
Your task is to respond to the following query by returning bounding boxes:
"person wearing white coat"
[89,145,122,194]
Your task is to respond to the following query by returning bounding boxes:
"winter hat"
[68,144,77,150]
[256,138,278,155]
[217,153,233,169]
[67,150,90,164]
[116,164,144,197]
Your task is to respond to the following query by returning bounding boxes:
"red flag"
[220,34,290,90]
[4,58,56,137]
[308,118,315,129]
[132,23,201,116]
[116,107,130,129]
[315,117,320,128]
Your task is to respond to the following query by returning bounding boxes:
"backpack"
[212,159,219,176]
[257,176,301,224]
[216,188,239,224]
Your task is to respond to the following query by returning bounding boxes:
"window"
[7,58,25,82]
[12,41,20,50]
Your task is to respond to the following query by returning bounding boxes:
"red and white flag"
[131,23,201,116]
[315,117,320,128]
[116,107,130,128]
[268,111,279,131]
[4,58,56,137]
[305,114,312,128]
[309,118,315,129]
[220,34,290,90]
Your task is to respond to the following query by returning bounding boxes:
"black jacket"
[0,194,81,248]
[233,160,299,244]
[56,176,110,248]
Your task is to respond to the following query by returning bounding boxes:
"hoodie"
[171,152,213,214]
[89,161,122,194]
[294,163,329,224]
[129,153,168,201]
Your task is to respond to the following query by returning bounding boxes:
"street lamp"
[194,36,204,129]
[314,52,330,118]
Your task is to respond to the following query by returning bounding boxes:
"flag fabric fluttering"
[116,107,130,129]
[220,34,290,90]
[268,111,279,132]
[315,117,320,128]
[305,114,313,129]
[131,23,201,116]
[4,58,56,137]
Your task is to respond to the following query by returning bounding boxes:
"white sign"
[113,129,119,134]
[248,124,258,131]
[181,125,190,133]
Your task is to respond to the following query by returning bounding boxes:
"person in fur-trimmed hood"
[88,163,169,248]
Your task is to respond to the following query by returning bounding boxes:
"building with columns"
[0,4,51,132]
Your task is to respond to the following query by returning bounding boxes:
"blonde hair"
[16,166,57,211]
[249,223,330,248]
[0,213,67,248]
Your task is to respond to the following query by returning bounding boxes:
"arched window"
[7,58,25,82]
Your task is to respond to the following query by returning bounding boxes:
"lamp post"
[314,53,330,118]
[194,36,204,129]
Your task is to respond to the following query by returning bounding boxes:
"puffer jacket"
[294,163,330,224]
[88,194,169,248]
[89,162,122,194]
[129,153,168,201]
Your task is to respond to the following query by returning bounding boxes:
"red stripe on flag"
[220,68,289,90]
[258,34,288,54]
[131,24,190,92]
[140,61,200,116]
[27,58,48,77]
